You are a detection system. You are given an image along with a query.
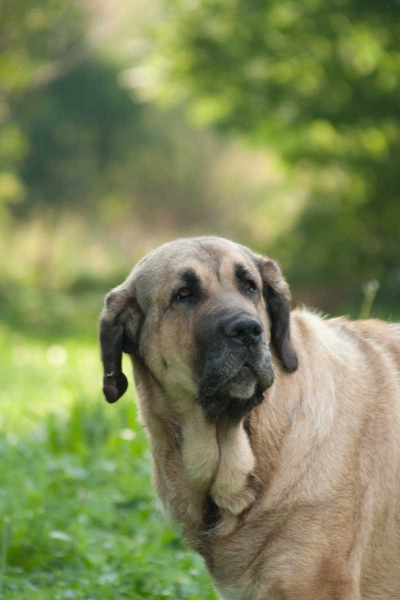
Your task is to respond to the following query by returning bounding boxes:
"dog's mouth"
[198,353,274,422]
[238,363,253,376]
[201,358,273,397]
[218,362,267,400]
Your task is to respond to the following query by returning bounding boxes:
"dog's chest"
[215,585,246,600]
[215,581,284,600]
[201,510,289,600]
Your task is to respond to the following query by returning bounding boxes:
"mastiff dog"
[99,236,400,600]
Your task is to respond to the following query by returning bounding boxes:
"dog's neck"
[130,354,287,540]
[130,311,342,542]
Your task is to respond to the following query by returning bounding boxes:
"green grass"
[0,304,216,600]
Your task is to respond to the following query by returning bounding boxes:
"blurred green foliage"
[0,0,87,208]
[1,0,399,317]
[0,0,399,310]
[1,0,286,306]
[146,0,400,289]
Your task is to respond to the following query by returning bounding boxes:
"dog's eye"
[244,280,257,292]
[176,287,193,300]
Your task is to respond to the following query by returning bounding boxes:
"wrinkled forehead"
[127,237,258,308]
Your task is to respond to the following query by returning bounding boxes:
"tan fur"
[100,237,400,599]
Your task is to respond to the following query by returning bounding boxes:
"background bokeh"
[1,1,399,598]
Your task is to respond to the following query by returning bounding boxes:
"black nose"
[225,316,263,346]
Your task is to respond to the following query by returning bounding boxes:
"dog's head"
[99,237,297,422]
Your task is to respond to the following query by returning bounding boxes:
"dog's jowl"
[99,236,400,600]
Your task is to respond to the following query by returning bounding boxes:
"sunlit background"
[1,0,399,598]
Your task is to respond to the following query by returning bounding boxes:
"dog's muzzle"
[196,312,274,422]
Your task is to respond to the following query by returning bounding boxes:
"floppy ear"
[99,286,142,403]
[258,258,298,373]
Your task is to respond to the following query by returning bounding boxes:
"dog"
[99,236,400,599]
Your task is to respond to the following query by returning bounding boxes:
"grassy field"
[0,291,216,600]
